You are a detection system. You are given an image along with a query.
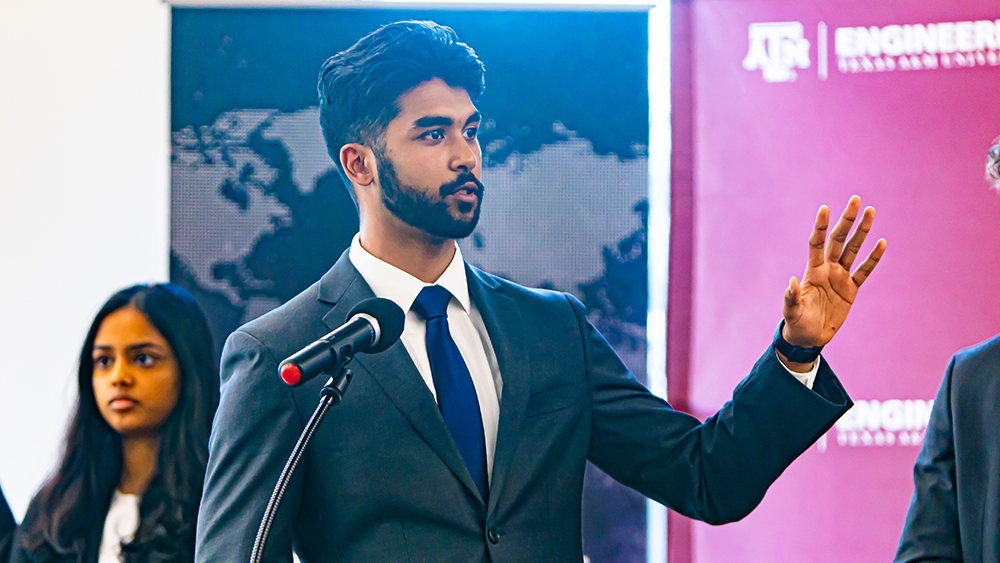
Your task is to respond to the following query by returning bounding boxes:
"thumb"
[784,276,800,313]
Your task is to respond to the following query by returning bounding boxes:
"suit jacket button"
[487,528,501,544]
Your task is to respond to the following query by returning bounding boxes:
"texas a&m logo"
[742,22,811,82]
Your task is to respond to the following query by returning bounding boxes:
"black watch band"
[773,320,823,363]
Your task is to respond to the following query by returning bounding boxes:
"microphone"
[279,297,405,387]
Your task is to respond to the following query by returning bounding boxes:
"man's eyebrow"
[413,115,453,128]
[412,111,482,129]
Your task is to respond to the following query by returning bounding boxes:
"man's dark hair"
[318,20,485,193]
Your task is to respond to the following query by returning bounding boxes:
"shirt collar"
[348,234,471,314]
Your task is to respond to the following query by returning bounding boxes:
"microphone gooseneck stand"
[249,366,353,563]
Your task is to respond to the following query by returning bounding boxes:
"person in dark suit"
[194,20,887,562]
[895,141,1000,563]
[0,284,219,563]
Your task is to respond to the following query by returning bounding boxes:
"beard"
[375,149,485,240]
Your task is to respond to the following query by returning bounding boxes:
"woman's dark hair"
[318,20,486,194]
[22,283,219,563]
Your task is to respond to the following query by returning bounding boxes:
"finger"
[826,195,862,262]
[784,276,800,311]
[807,206,830,269]
[839,206,875,270]
[851,238,887,287]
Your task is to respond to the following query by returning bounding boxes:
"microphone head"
[348,297,405,354]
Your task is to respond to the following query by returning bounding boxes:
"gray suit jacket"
[896,334,1000,563]
[195,253,851,562]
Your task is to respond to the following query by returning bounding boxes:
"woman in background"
[0,283,219,563]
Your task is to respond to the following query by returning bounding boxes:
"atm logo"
[742,22,811,82]
[744,18,1000,81]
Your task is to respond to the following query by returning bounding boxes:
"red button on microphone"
[280,363,302,386]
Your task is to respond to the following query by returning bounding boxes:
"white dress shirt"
[349,235,502,481]
[782,352,819,389]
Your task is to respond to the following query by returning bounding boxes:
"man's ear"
[340,143,376,187]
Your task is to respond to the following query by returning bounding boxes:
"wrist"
[774,320,824,364]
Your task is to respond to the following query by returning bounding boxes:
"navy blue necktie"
[411,285,489,503]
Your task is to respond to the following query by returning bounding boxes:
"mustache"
[439,172,485,197]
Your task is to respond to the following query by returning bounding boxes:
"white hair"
[988,140,1000,191]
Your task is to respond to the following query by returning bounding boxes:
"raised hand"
[782,195,887,351]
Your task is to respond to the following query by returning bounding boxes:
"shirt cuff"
[775,351,820,389]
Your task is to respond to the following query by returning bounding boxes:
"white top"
[349,235,502,481]
[97,490,139,563]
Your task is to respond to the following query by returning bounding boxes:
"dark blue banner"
[170,7,649,561]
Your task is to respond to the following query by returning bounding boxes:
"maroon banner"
[673,0,1000,561]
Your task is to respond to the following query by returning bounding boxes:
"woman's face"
[91,305,182,438]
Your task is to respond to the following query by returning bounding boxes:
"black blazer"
[896,334,1000,563]
[195,253,851,562]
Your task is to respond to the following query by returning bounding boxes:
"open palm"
[782,196,887,348]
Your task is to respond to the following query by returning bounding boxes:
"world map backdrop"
[170,7,649,561]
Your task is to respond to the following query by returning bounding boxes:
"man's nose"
[450,137,478,172]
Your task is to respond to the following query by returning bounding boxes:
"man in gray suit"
[195,21,887,562]
[895,141,1000,563]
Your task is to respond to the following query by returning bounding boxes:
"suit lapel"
[319,253,485,504]
[466,265,530,517]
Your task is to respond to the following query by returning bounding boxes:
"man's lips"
[448,181,481,203]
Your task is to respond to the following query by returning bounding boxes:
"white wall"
[0,0,170,519]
